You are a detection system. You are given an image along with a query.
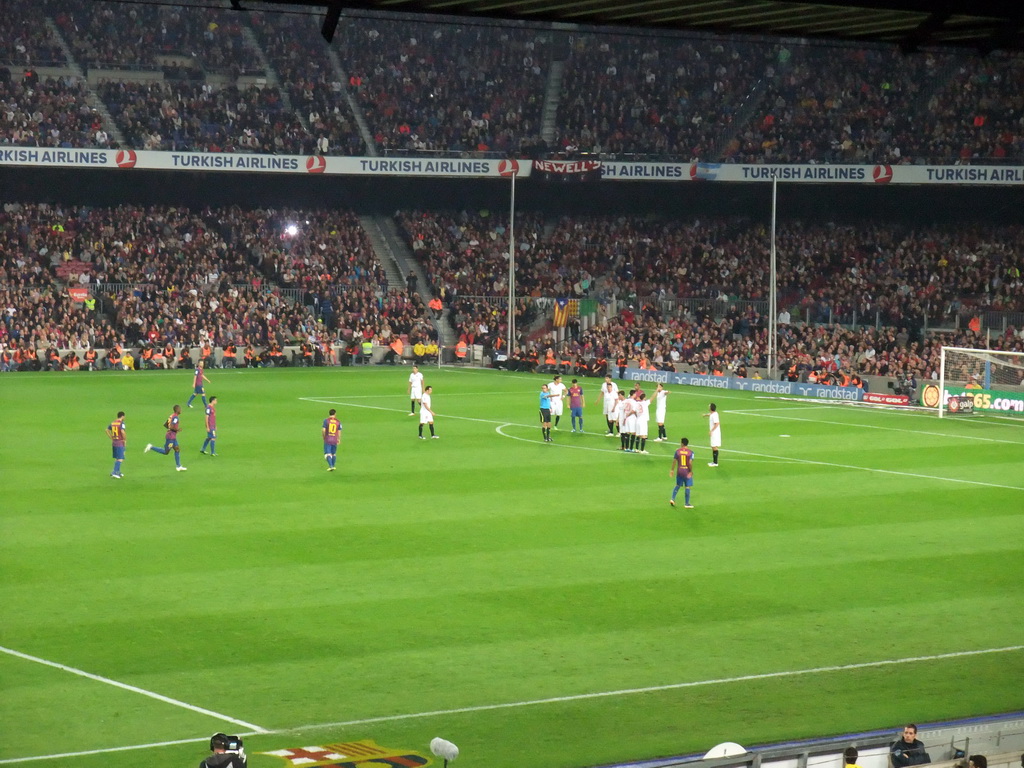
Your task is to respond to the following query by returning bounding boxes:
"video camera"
[888,374,916,397]
[211,733,244,753]
[201,733,248,768]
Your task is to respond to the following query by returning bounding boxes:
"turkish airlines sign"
[1,148,1022,184]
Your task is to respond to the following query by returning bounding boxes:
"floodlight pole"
[506,171,516,355]
[768,174,779,380]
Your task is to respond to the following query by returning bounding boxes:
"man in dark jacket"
[891,724,929,768]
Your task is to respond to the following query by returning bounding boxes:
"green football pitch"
[2,366,1023,768]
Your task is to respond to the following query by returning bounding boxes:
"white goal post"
[933,347,1024,418]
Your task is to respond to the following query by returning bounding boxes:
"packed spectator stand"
[0,202,440,370]
[0,0,1021,163]
[4,194,1023,383]
[2,0,1024,390]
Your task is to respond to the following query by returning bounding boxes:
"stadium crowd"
[247,11,365,157]
[1,0,67,68]
[0,75,118,149]
[392,209,1024,383]
[0,202,442,370]
[338,19,548,155]
[3,200,1023,383]
[1,0,1020,162]
[98,80,307,154]
[57,1,264,74]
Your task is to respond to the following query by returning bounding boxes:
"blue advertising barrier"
[623,368,864,401]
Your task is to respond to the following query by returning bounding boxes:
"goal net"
[933,347,1024,418]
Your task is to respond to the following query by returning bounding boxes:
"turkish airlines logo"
[498,159,520,177]
[872,164,893,183]
[115,149,137,168]
[305,156,327,174]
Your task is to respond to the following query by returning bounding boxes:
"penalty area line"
[0,645,268,735]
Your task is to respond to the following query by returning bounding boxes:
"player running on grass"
[145,404,187,471]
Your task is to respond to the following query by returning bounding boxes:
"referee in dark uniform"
[539,384,553,442]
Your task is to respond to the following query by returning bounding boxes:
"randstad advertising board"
[1,148,1023,184]
[624,368,864,401]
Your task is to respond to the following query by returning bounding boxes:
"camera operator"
[889,372,917,399]
[200,733,247,768]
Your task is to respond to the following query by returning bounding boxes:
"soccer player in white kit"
[602,380,618,436]
[634,392,650,453]
[704,402,721,466]
[621,391,637,452]
[408,364,424,415]
[548,374,568,429]
[653,383,669,441]
[613,390,629,449]
[418,385,438,438]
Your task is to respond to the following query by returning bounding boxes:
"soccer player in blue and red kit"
[568,378,586,433]
[322,408,342,471]
[146,404,187,471]
[670,437,695,508]
[186,360,211,408]
[106,411,127,478]
[201,396,218,456]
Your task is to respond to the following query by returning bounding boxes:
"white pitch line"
[302,390,516,399]
[735,409,1024,445]
[724,446,1024,491]
[495,423,655,455]
[281,644,1024,732]
[306,398,1024,491]
[0,645,268,733]
[0,736,229,765]
[10,644,1020,765]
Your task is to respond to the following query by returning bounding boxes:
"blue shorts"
[675,474,693,488]
[324,443,338,455]
[112,446,125,460]
[193,385,205,394]
[165,438,179,450]
[207,430,216,439]
[571,406,583,418]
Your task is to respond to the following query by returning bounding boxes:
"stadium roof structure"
[239,0,1024,53]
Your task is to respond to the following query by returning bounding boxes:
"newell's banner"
[532,159,603,182]
[624,368,864,402]
[1,148,1023,185]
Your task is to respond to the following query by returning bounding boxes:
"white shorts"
[551,400,563,416]
[410,387,422,400]
[624,415,637,433]
[636,422,649,438]
[710,437,721,449]
[655,408,666,423]
[420,410,433,424]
